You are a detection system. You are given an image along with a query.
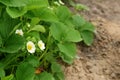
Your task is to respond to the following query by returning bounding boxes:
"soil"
[64,0,120,80]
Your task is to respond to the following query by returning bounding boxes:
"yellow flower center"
[27,44,32,50]
[17,32,21,35]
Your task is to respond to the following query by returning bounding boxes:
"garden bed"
[64,0,120,80]
[0,0,120,80]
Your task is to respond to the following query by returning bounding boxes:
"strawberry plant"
[0,0,95,80]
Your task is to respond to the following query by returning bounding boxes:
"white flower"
[15,29,24,36]
[26,23,30,27]
[27,41,36,53]
[38,40,45,51]
[58,0,64,5]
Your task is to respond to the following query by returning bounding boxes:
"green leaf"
[72,14,86,27]
[55,6,71,22]
[1,54,18,68]
[51,62,64,80]
[24,11,35,19]
[32,7,58,22]
[0,63,4,68]
[60,52,75,64]
[64,28,82,42]
[30,17,40,27]
[50,22,82,42]
[50,22,67,41]
[6,7,27,18]
[25,55,39,67]
[29,25,46,33]
[0,11,19,39]
[0,68,5,78]
[80,22,95,32]
[64,18,74,28]
[0,0,49,8]
[26,0,49,10]
[0,6,2,17]
[0,35,2,47]
[16,62,35,80]
[1,74,14,80]
[54,72,64,80]
[51,62,62,73]
[0,0,28,7]
[58,43,76,64]
[27,31,40,41]
[46,53,56,63]
[35,72,55,80]
[0,34,24,53]
[81,31,94,46]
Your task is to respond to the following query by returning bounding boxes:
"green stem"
[4,53,24,69]
[40,49,58,66]
[38,32,51,61]
[38,49,47,61]
[9,22,22,37]
[39,52,50,66]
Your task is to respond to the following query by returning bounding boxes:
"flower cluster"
[27,40,45,54]
[15,29,45,54]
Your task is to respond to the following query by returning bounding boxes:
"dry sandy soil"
[64,0,120,80]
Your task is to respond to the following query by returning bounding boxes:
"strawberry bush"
[0,0,95,80]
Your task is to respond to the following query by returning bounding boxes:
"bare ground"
[64,0,120,80]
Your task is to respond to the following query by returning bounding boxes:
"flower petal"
[27,41,36,53]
